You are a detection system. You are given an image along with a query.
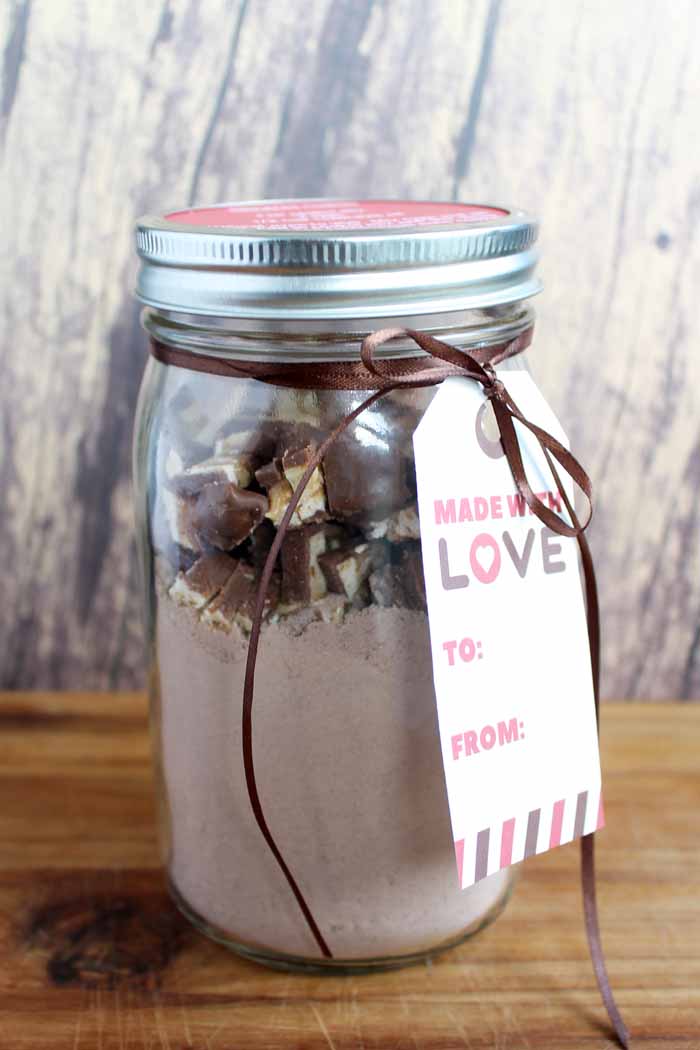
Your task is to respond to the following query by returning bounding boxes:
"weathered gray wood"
[1,0,698,696]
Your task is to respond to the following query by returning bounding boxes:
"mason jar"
[132,199,541,971]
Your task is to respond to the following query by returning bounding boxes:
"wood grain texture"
[1,0,699,695]
[0,691,698,1048]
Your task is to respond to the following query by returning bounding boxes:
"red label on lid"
[165,199,509,233]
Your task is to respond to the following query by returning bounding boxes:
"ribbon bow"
[359,327,593,539]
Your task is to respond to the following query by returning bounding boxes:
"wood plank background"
[1,0,699,696]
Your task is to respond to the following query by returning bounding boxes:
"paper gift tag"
[412,372,603,890]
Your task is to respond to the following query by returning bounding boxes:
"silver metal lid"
[134,199,540,320]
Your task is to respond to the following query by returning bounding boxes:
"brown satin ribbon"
[150,330,629,1048]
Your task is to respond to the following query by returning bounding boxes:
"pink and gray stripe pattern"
[455,786,604,888]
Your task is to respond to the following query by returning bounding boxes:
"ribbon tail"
[536,440,627,1045]
[577,528,629,1048]
[581,834,630,1048]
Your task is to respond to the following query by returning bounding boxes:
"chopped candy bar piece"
[244,519,276,569]
[167,385,221,452]
[199,562,253,630]
[213,428,275,461]
[154,544,198,585]
[255,458,285,489]
[257,449,328,529]
[169,553,235,610]
[267,478,297,527]
[255,458,299,528]
[281,525,328,604]
[367,545,426,611]
[272,484,297,527]
[216,416,323,462]
[192,483,268,550]
[322,416,412,520]
[349,580,371,611]
[319,542,373,601]
[367,504,421,542]
[202,563,278,633]
[173,455,254,496]
[161,489,201,552]
[281,445,327,523]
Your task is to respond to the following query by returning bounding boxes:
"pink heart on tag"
[470,534,501,584]
[473,540,496,574]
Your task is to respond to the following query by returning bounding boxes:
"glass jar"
[133,200,541,971]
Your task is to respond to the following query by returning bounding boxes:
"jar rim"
[134,198,541,320]
[141,302,535,364]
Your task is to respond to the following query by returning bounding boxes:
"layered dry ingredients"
[152,379,511,959]
[154,383,428,627]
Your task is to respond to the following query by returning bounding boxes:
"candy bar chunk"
[230,429,277,459]
[169,553,235,610]
[154,544,198,587]
[367,504,421,543]
[216,417,324,464]
[199,562,253,631]
[256,452,330,530]
[192,483,268,550]
[244,518,277,569]
[322,420,412,520]
[234,570,280,631]
[255,458,284,489]
[161,489,201,552]
[200,562,245,631]
[281,525,328,604]
[349,580,371,611]
[281,445,327,523]
[202,562,278,633]
[319,542,373,601]
[173,455,254,496]
[255,459,299,528]
[166,386,222,454]
[213,428,276,461]
[368,545,426,611]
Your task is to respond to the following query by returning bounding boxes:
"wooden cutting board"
[0,693,698,1049]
